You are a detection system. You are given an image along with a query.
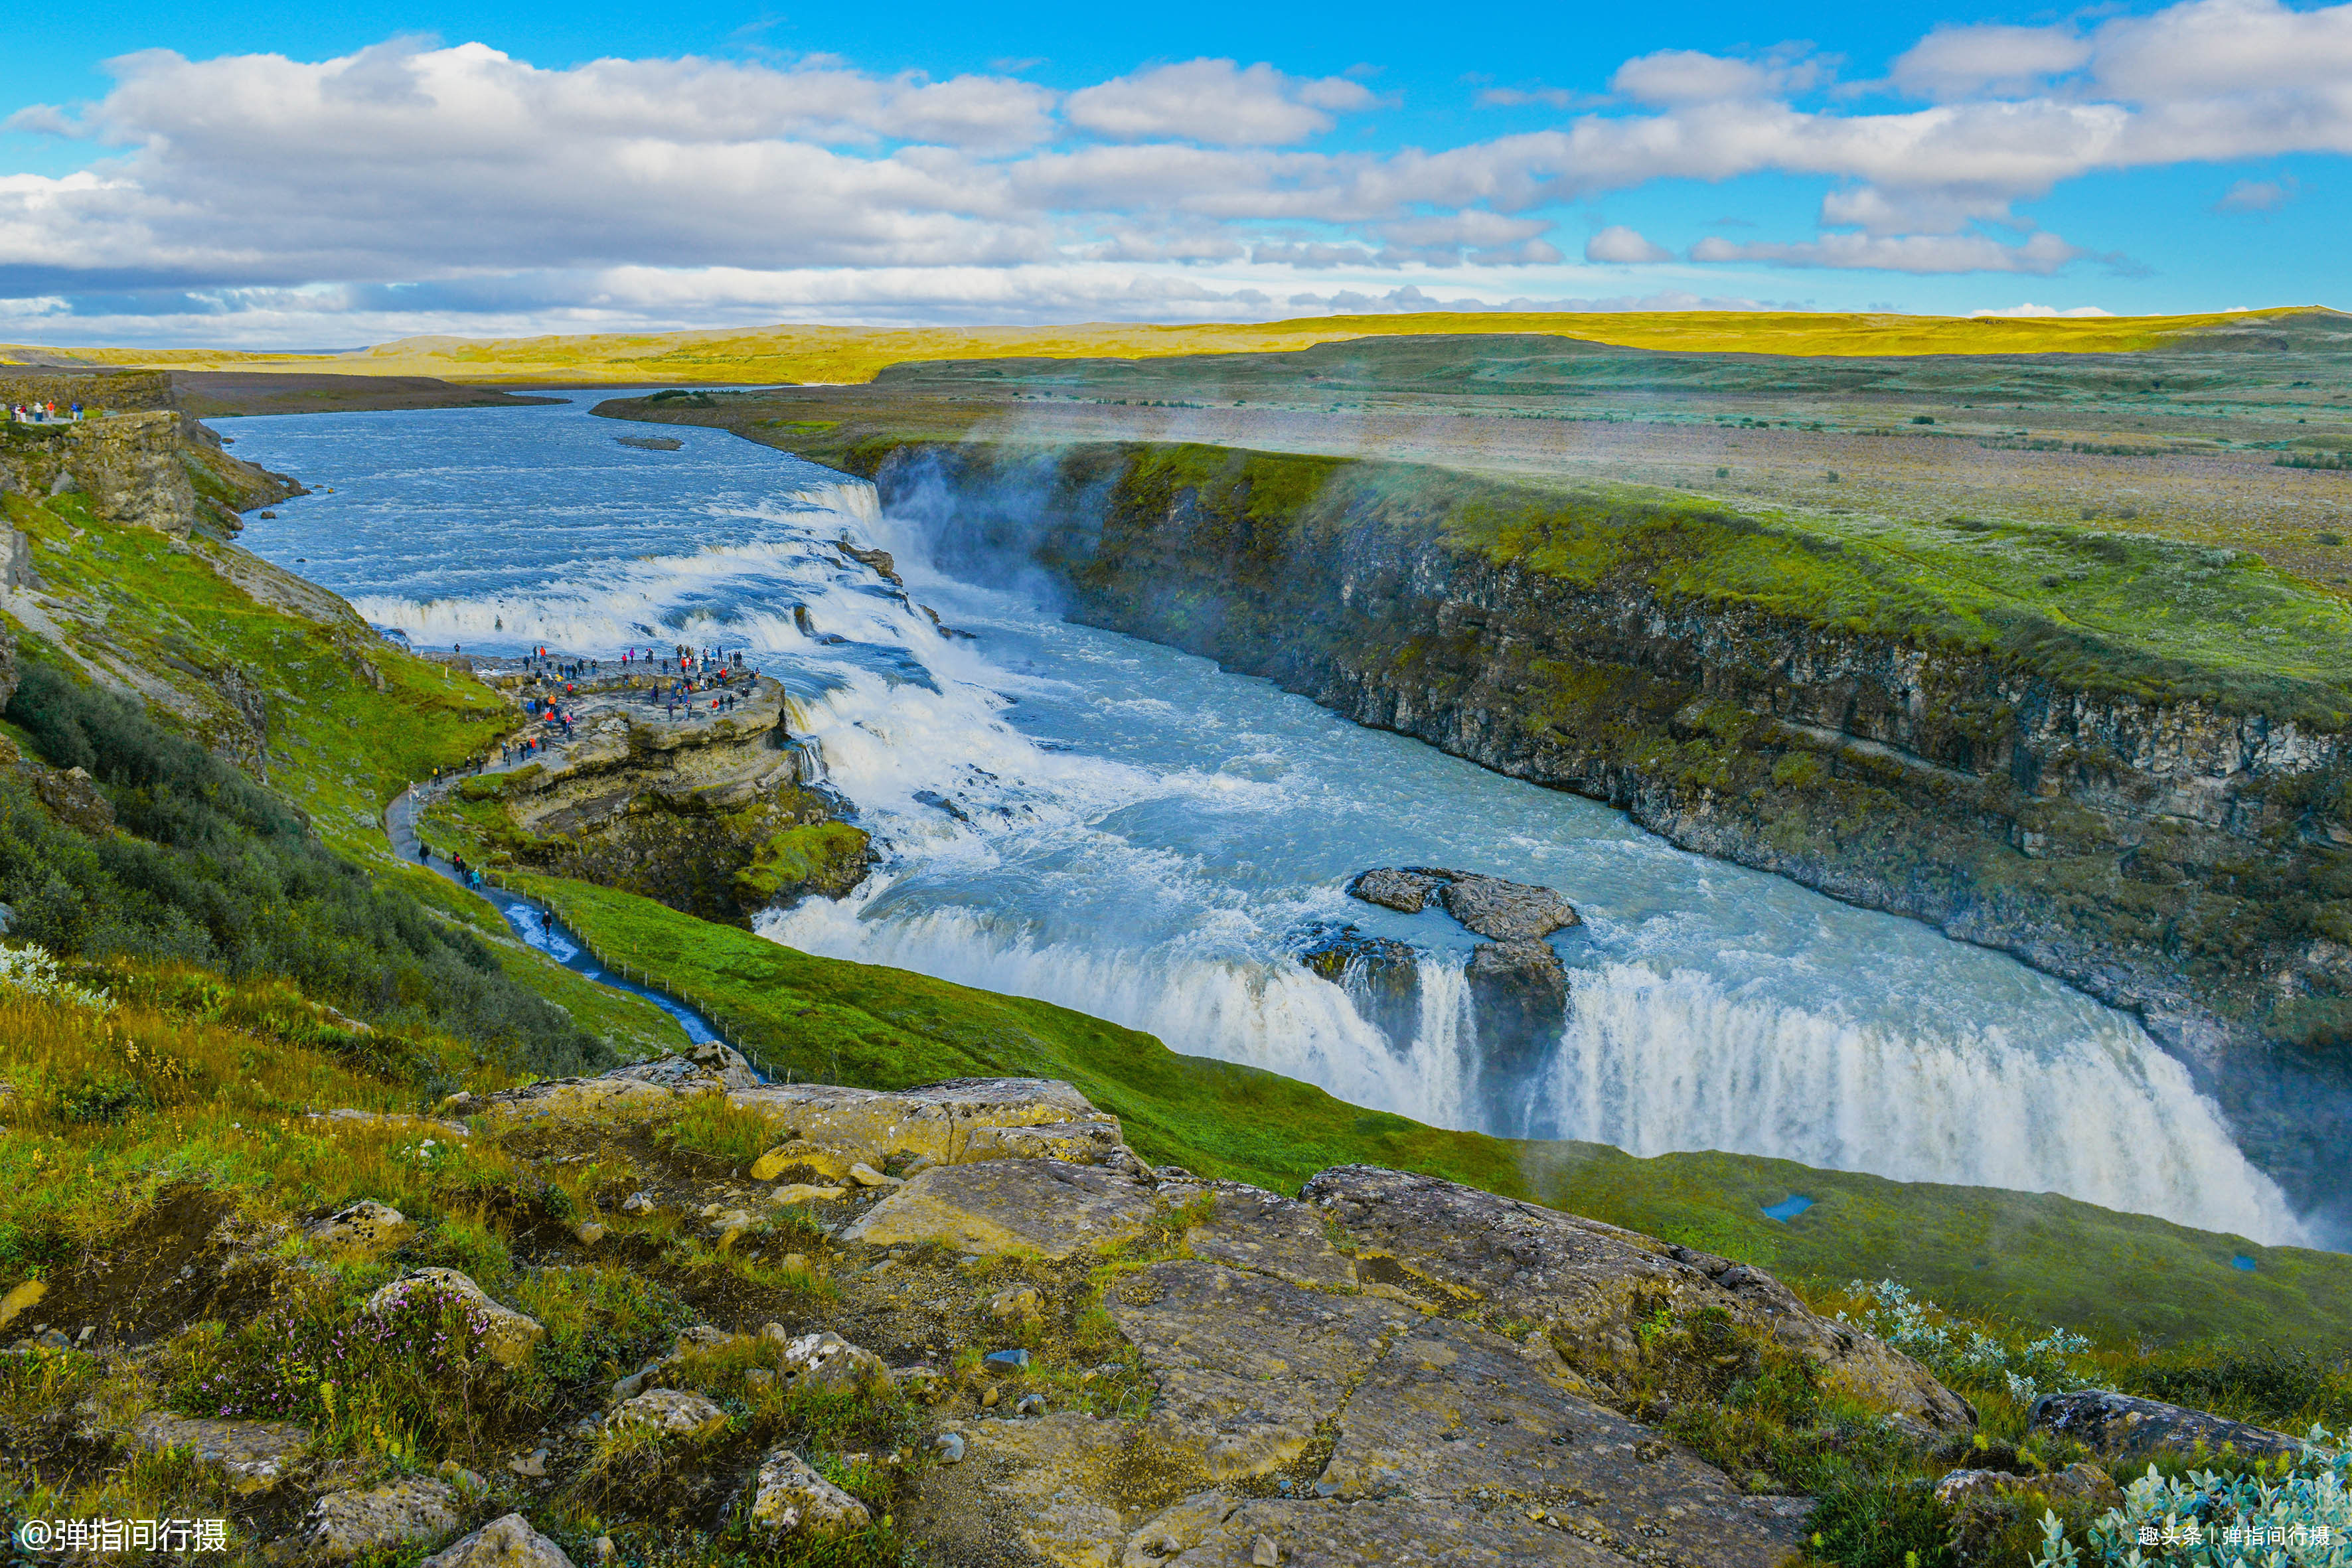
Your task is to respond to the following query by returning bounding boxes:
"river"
[226,394,2313,1246]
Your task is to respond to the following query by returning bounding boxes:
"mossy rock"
[736,822,871,903]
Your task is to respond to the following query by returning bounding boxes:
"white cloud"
[1610,49,1828,107]
[1063,59,1373,146]
[1584,225,1672,263]
[1291,283,1767,314]
[1889,26,2092,100]
[1475,84,1597,111]
[1691,230,2088,274]
[2214,175,2299,211]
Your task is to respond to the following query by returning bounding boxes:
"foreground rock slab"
[130,1413,309,1495]
[1105,1260,1417,1482]
[1302,1166,1973,1433]
[937,1413,1134,1567]
[286,1478,459,1563]
[1138,1496,1614,1567]
[304,1201,413,1255]
[1321,1316,1810,1567]
[842,1158,1158,1259]
[747,1450,871,1541]
[606,1388,727,1441]
[1162,1180,1358,1291]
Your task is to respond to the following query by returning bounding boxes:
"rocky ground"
[21,1042,2319,1567]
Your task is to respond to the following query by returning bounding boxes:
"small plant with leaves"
[2029,1428,2351,1566]
[0,943,114,1012]
[1838,1279,2090,1405]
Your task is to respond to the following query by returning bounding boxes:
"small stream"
[386,785,727,1050]
[227,396,2316,1246]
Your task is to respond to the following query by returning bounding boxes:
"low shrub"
[168,1277,514,1462]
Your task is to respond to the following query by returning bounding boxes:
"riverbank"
[170,371,570,418]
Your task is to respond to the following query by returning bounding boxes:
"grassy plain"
[5,305,2322,386]
[597,309,2352,591]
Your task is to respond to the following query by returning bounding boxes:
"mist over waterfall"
[226,397,2315,1247]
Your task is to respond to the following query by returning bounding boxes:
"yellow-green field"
[3,307,2320,386]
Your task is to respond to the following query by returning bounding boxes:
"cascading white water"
[1544,963,2295,1239]
[223,396,2317,1247]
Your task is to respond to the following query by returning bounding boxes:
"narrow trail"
[383,780,730,1050]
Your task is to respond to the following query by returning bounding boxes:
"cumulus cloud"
[1610,48,1830,106]
[1063,59,1373,146]
[1889,26,2093,100]
[1584,225,1672,263]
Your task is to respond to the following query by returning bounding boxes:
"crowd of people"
[418,642,760,790]
[9,400,84,423]
[410,642,767,903]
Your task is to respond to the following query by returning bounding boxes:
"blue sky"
[1,0,2344,345]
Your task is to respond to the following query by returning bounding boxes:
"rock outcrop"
[747,1450,873,1541]
[451,671,870,923]
[284,1478,461,1563]
[1347,866,1581,943]
[433,1052,1976,1567]
[1294,925,1421,1055]
[2027,1389,2314,1465]
[129,1413,310,1496]
[364,1269,546,1368]
[418,1514,574,1568]
[607,1388,729,1441]
[1300,1164,1976,1435]
[1337,867,1578,1099]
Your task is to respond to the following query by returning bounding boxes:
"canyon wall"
[858,439,2352,1224]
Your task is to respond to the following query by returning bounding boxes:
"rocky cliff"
[850,439,2352,1229]
[2,374,302,540]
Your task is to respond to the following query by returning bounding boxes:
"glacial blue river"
[227,395,2311,1245]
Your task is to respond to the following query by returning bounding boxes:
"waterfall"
[223,400,2318,1249]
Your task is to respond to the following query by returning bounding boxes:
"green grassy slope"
[1,483,690,1061]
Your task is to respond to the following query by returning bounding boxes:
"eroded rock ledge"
[445,673,870,923]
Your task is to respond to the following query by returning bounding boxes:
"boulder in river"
[1432,870,1581,942]
[1295,924,1421,1054]
[1346,866,1580,941]
[1465,939,1571,1094]
[1346,867,1449,913]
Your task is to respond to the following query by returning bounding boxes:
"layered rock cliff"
[441,671,870,925]
[849,439,2352,1227]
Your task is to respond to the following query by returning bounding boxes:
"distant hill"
[5,305,2341,387]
